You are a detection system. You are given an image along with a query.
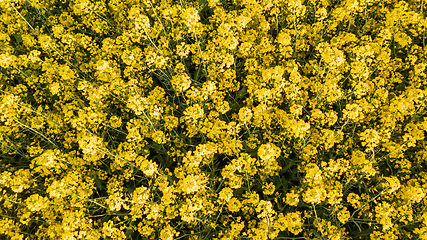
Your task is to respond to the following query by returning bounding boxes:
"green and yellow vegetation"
[1,0,427,239]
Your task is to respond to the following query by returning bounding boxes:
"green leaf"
[91,173,105,192]
[14,34,22,44]
[280,159,295,173]
[235,87,247,101]
[280,176,288,192]
[312,229,325,240]
[353,227,374,239]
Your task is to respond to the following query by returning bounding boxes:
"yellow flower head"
[360,128,380,152]
[285,190,300,206]
[152,130,167,144]
[181,174,207,194]
[109,116,122,128]
[347,193,362,208]
[183,7,200,34]
[337,207,350,224]
[257,143,281,162]
[184,104,204,124]
[139,159,159,178]
[25,194,50,212]
[218,187,234,203]
[256,200,276,219]
[228,197,242,212]
[171,73,192,93]
[160,224,178,240]
[262,182,276,195]
[302,186,327,205]
[382,176,401,194]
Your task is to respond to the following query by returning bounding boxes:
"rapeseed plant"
[1,0,427,239]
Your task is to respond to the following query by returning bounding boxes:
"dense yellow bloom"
[176,42,191,58]
[360,128,380,152]
[343,103,364,122]
[347,193,362,209]
[337,207,350,224]
[201,81,217,100]
[25,194,49,212]
[180,174,208,194]
[78,133,106,163]
[2,0,427,239]
[171,73,192,93]
[382,176,401,195]
[103,220,126,240]
[303,186,327,205]
[257,142,282,177]
[163,115,179,130]
[179,197,203,224]
[252,104,273,129]
[160,224,178,240]
[218,187,234,203]
[0,52,17,68]
[130,185,151,219]
[303,163,323,185]
[275,212,304,235]
[398,179,426,203]
[262,182,275,195]
[183,7,200,33]
[285,190,300,206]
[139,159,159,178]
[228,197,242,213]
[184,104,204,125]
[375,202,396,231]
[258,143,280,162]
[152,130,167,144]
[7,169,32,193]
[226,173,244,189]
[109,115,122,128]
[256,200,275,220]
[403,122,424,147]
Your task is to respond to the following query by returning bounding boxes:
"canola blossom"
[1,0,427,239]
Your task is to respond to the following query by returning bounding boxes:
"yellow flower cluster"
[1,0,427,239]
